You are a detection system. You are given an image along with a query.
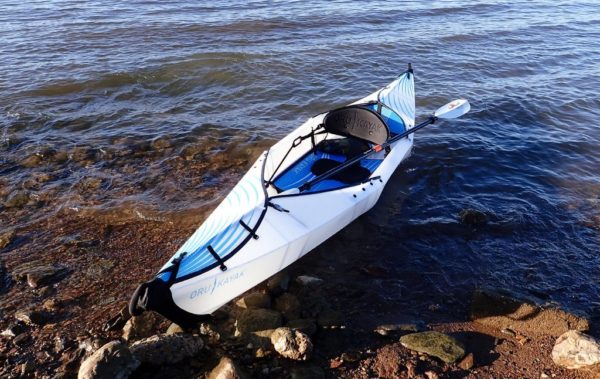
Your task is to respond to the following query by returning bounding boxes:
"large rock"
[12,262,68,288]
[122,312,158,342]
[235,308,282,336]
[551,330,600,372]
[274,293,301,320]
[207,356,248,379]
[78,341,139,379]
[458,208,488,226]
[399,331,465,363]
[235,292,271,309]
[471,288,589,337]
[130,334,203,365]
[270,327,313,361]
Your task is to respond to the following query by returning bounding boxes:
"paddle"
[298,99,471,192]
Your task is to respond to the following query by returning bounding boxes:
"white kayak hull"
[130,67,416,324]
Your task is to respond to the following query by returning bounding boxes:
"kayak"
[129,65,470,325]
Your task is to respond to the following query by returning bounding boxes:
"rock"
[77,341,139,379]
[2,323,25,338]
[199,322,221,344]
[295,275,323,286]
[374,322,426,336]
[248,329,276,349]
[286,319,317,336]
[21,154,43,168]
[84,259,114,280]
[20,361,35,375]
[5,190,30,208]
[471,288,589,337]
[458,352,475,370]
[13,332,30,346]
[207,356,248,379]
[266,271,289,295]
[165,323,184,335]
[43,298,61,312]
[130,334,203,365]
[551,330,600,372]
[15,309,46,326]
[0,229,15,249]
[235,308,282,336]
[289,364,325,379]
[13,262,69,288]
[235,292,271,309]
[151,137,172,150]
[102,306,130,332]
[122,312,158,342]
[274,293,301,320]
[0,263,11,294]
[399,331,465,363]
[270,327,313,361]
[458,208,487,226]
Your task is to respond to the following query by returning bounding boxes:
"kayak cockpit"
[265,102,407,194]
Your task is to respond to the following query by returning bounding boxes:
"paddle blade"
[434,99,470,119]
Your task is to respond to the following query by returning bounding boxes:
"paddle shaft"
[299,116,437,192]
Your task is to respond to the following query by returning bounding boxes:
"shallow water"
[1,1,599,317]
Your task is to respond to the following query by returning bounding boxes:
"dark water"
[1,1,599,317]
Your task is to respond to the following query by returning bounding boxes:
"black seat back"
[323,106,390,145]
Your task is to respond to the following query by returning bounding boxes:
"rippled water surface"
[1,1,599,316]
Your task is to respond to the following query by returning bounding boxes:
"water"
[1,1,599,317]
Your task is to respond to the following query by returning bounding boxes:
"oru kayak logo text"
[189,270,245,299]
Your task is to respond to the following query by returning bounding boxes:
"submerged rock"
[0,263,11,294]
[551,330,600,372]
[270,327,313,361]
[235,308,282,336]
[471,288,589,337]
[0,229,15,249]
[274,293,301,320]
[235,292,271,309]
[130,334,204,365]
[5,190,30,208]
[207,356,248,379]
[13,262,69,288]
[399,331,465,363]
[77,341,139,379]
[458,208,488,226]
[266,271,289,295]
[295,275,323,287]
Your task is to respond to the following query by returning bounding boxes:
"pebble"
[15,309,46,326]
[295,275,323,286]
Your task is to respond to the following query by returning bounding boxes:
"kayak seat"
[310,158,371,184]
[314,138,370,159]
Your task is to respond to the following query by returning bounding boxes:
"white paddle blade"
[434,99,470,119]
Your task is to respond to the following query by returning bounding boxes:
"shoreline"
[1,212,598,378]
